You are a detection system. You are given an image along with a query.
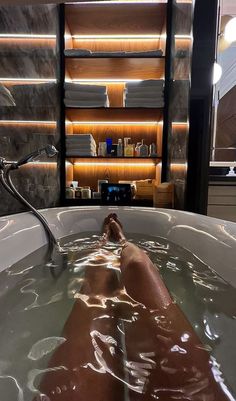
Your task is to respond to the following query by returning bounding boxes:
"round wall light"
[213,62,222,85]
[224,17,236,43]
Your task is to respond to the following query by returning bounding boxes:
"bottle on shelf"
[66,184,75,199]
[98,142,107,157]
[106,138,113,156]
[149,143,158,157]
[117,138,123,157]
[124,137,134,157]
[139,139,149,157]
[135,142,142,157]
[81,186,91,199]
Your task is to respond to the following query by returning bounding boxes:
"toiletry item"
[117,138,123,157]
[106,138,112,156]
[93,191,101,199]
[135,142,141,157]
[149,143,157,157]
[81,186,91,199]
[98,142,107,157]
[226,167,236,176]
[66,186,75,199]
[98,179,108,192]
[139,139,148,157]
[71,180,78,189]
[75,187,82,198]
[124,137,134,157]
[111,144,117,157]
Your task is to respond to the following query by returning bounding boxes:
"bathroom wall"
[166,0,194,209]
[0,4,60,216]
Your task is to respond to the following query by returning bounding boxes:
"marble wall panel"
[167,2,194,210]
[0,4,60,216]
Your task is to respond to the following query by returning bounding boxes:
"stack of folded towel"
[124,79,164,108]
[66,134,97,157]
[64,49,163,58]
[64,83,109,108]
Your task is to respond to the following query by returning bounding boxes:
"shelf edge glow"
[73,162,156,167]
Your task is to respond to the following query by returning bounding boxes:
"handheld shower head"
[15,145,58,168]
[44,144,58,158]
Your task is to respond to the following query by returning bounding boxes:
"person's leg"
[108,217,172,309]
[34,217,125,401]
[109,216,230,401]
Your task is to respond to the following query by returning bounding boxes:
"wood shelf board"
[65,57,165,79]
[66,108,163,122]
[71,38,164,53]
[68,125,162,147]
[66,157,161,161]
[72,163,158,189]
[65,55,165,59]
[65,3,166,35]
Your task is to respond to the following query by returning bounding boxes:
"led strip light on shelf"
[69,79,165,83]
[0,34,56,39]
[0,78,57,83]
[66,1,167,4]
[70,34,191,40]
[68,121,160,125]
[0,120,56,125]
[0,120,187,126]
[73,161,156,167]
[71,34,166,40]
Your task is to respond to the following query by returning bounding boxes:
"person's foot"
[109,217,126,243]
[101,214,113,243]
[102,214,126,243]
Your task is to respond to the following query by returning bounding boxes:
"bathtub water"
[0,230,235,401]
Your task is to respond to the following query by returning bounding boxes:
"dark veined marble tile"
[0,132,59,160]
[0,54,56,79]
[0,4,58,34]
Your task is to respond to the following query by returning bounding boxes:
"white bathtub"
[0,206,236,287]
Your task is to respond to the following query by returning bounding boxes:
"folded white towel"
[125,100,164,108]
[64,99,109,108]
[125,88,164,96]
[67,134,95,140]
[64,49,92,57]
[125,80,164,90]
[64,49,163,57]
[0,84,16,106]
[66,143,96,150]
[64,82,107,94]
[124,93,164,101]
[66,151,97,156]
[66,141,96,146]
[65,90,108,102]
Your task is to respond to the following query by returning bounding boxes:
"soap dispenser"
[139,139,148,157]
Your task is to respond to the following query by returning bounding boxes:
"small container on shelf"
[98,142,107,157]
[106,138,113,156]
[75,187,83,199]
[149,143,158,157]
[124,137,134,157]
[139,139,149,157]
[66,185,75,199]
[135,142,141,157]
[117,139,123,157]
[81,186,92,199]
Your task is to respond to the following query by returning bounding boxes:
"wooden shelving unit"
[59,0,190,206]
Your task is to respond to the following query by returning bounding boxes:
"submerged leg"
[34,220,125,401]
[109,216,231,401]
